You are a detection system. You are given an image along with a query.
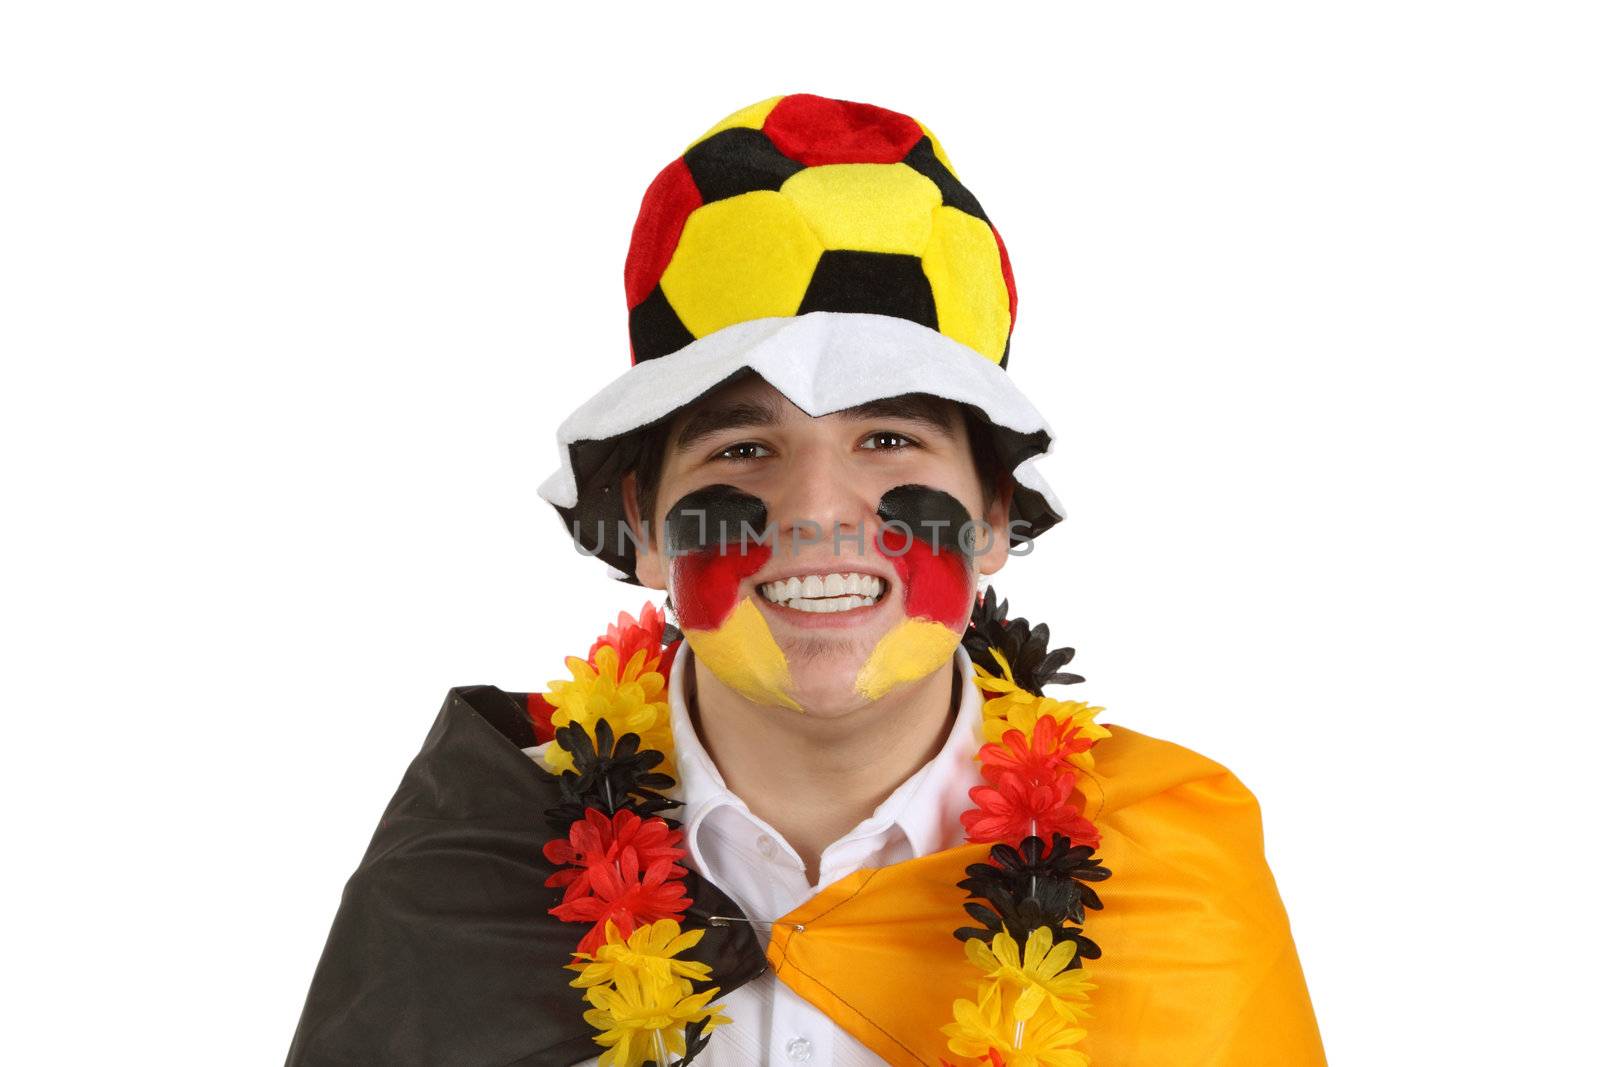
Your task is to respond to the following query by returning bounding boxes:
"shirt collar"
[667,641,986,862]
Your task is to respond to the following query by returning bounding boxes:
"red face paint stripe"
[670,544,771,631]
[878,529,972,630]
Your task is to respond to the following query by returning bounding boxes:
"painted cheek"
[878,528,973,630]
[682,597,799,711]
[661,485,796,709]
[670,543,772,631]
[854,619,962,700]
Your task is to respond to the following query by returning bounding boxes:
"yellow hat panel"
[921,205,1011,362]
[778,163,942,256]
[658,190,824,339]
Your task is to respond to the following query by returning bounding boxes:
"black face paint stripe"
[876,484,976,556]
[663,485,770,554]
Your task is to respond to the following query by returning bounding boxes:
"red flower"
[527,692,556,745]
[977,716,1092,787]
[960,767,1100,849]
[587,602,668,671]
[551,848,692,956]
[542,808,687,904]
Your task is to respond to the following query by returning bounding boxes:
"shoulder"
[1079,721,1259,822]
[1071,725,1327,1064]
[1077,723,1278,899]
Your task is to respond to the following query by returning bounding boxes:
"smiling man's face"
[626,373,1012,717]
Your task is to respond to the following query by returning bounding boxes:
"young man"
[619,376,1013,890]
[286,94,1325,1067]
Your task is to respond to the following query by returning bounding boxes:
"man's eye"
[715,442,772,461]
[861,431,916,450]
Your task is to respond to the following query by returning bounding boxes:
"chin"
[769,636,885,717]
[753,580,899,709]
[761,607,957,716]
[753,563,969,709]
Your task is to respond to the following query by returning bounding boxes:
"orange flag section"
[765,725,1326,1066]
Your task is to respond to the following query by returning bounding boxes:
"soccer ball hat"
[537,93,1064,580]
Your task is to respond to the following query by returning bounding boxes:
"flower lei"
[940,589,1111,1067]
[528,591,1111,1067]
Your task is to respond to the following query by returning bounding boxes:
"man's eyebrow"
[670,399,783,453]
[670,393,958,453]
[837,394,959,435]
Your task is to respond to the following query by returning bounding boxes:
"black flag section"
[285,685,766,1066]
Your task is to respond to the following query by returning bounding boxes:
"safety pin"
[707,915,806,932]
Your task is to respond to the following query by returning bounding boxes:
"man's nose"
[767,445,876,558]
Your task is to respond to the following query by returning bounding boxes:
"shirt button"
[757,834,777,859]
[785,1037,813,1062]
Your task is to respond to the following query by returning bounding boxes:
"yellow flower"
[963,928,1096,1023]
[545,645,673,776]
[580,966,729,1067]
[942,982,1089,1067]
[973,652,1109,771]
[571,919,714,992]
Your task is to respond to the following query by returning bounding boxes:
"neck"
[685,648,961,886]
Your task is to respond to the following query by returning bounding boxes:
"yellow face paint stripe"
[854,618,962,701]
[683,597,801,711]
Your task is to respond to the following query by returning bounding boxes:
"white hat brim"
[538,311,1063,581]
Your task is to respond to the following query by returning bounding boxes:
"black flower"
[543,718,679,832]
[964,587,1084,694]
[959,835,1111,925]
[952,886,1102,968]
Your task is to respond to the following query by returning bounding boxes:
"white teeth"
[757,573,886,610]
[786,594,872,613]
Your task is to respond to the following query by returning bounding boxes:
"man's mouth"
[757,572,887,614]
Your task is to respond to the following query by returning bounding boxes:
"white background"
[3,2,1596,1063]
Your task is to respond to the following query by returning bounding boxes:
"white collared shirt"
[527,645,986,1066]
